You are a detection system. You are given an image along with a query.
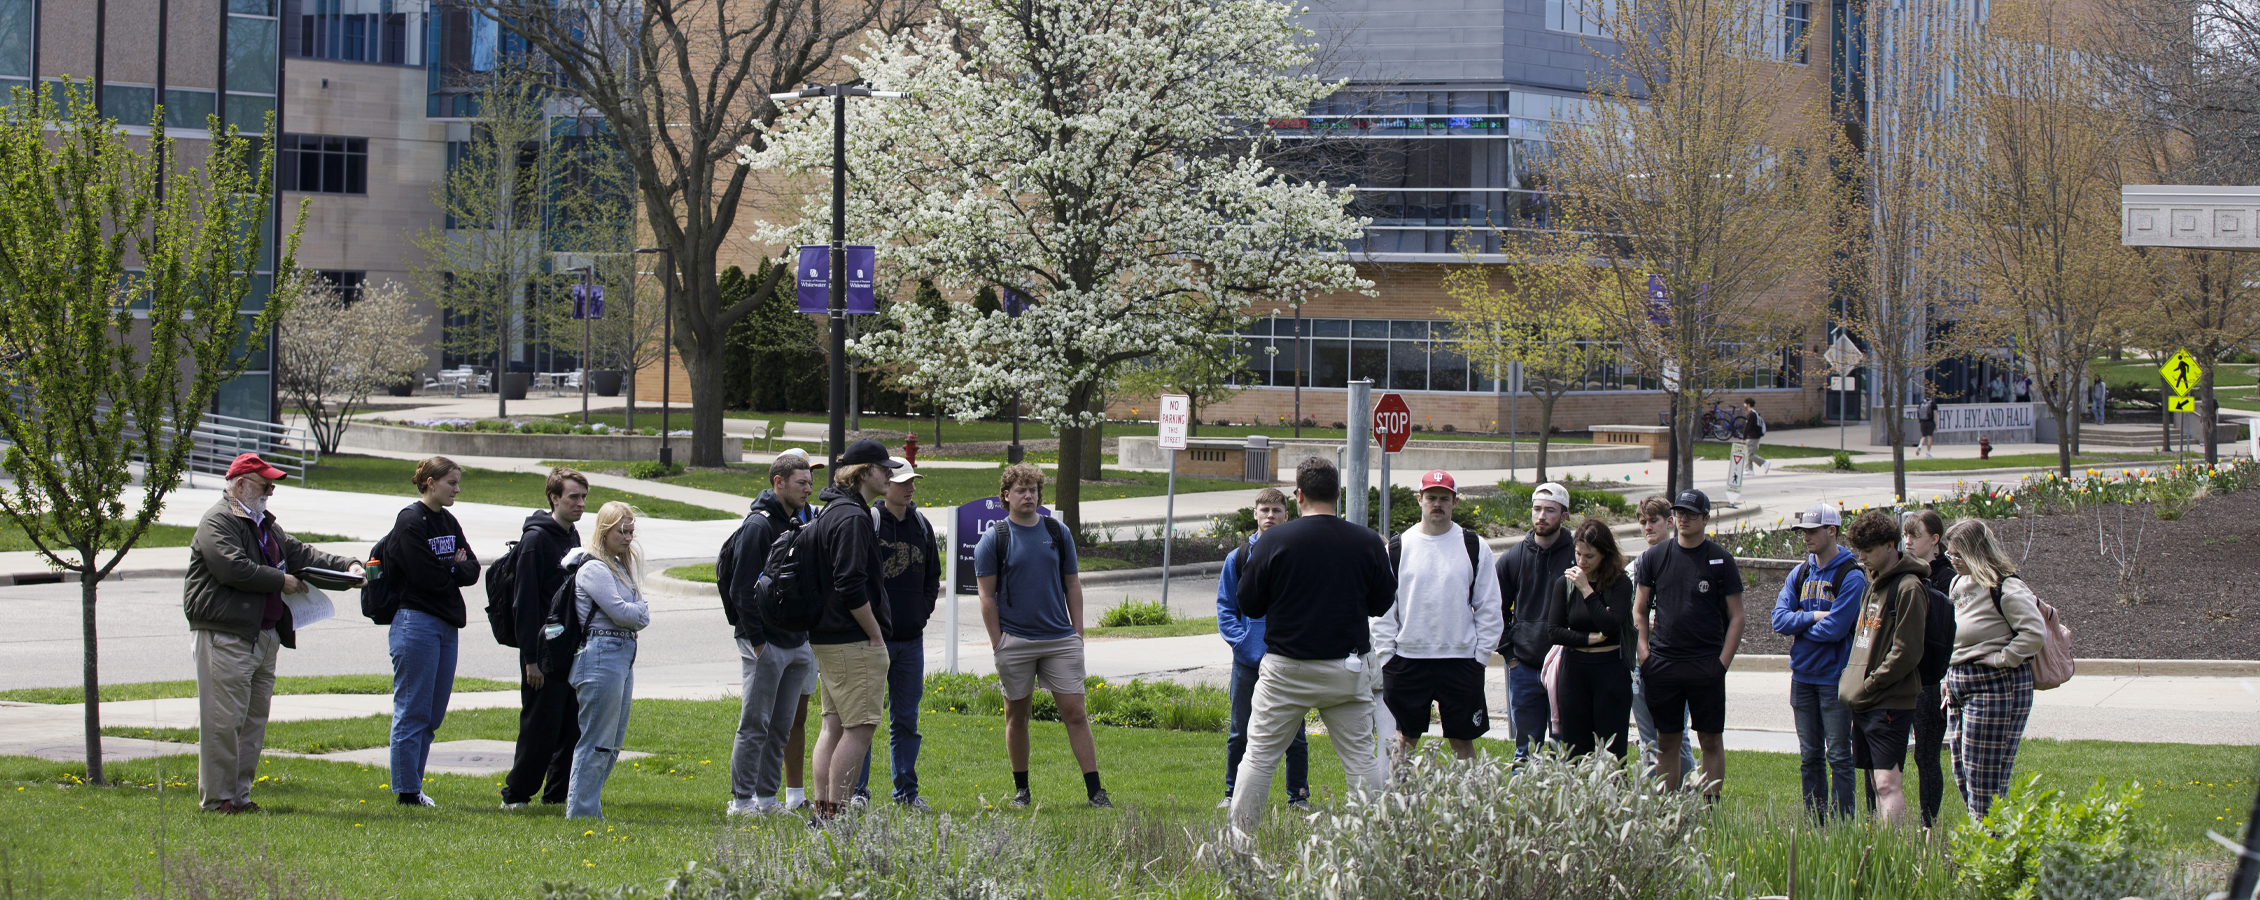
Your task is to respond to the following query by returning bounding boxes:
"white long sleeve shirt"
[1371,523,1505,662]
[566,548,650,633]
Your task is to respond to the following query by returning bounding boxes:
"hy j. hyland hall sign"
[1875,402,2039,445]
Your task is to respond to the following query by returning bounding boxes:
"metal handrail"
[179,412,321,481]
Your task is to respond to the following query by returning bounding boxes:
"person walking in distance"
[501,468,588,808]
[976,463,1112,809]
[724,455,818,817]
[1770,503,1867,820]
[853,457,942,810]
[805,440,899,823]
[1629,496,1697,778]
[387,457,481,807]
[1230,458,1395,835]
[1917,395,1939,459]
[1374,471,1504,761]
[1215,488,1309,809]
[1741,398,1771,475]
[562,502,650,819]
[2090,376,2108,424]
[1632,489,1747,799]
[1839,510,1930,824]
[183,453,366,814]
[1902,509,1956,828]
[1546,519,1637,759]
[1496,482,1575,760]
[1942,519,2045,820]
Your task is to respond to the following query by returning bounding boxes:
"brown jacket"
[183,499,358,649]
[1838,553,1929,712]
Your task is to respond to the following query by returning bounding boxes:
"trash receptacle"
[1243,435,1272,482]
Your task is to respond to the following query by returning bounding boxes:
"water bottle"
[542,623,564,641]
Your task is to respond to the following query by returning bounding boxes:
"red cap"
[225,453,287,481]
[1418,470,1457,494]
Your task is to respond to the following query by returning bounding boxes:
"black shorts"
[1639,656,1727,734]
[1919,420,1936,438]
[1382,656,1490,741]
[1852,706,1917,771]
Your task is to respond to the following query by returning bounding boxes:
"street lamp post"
[568,265,595,426]
[770,83,910,470]
[635,247,675,468]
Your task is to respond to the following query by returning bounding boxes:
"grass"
[2093,356,2258,388]
[301,454,733,522]
[1085,616,1218,639]
[1786,451,2176,474]
[661,563,717,584]
[0,695,2248,900]
[1692,441,1861,460]
[0,674,516,705]
[0,521,357,554]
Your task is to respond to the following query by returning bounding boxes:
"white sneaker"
[501,801,529,810]
[848,794,869,808]
[784,794,811,811]
[1216,796,1232,809]
[401,793,438,808]
[726,798,758,817]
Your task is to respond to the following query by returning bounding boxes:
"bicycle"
[1699,402,1744,443]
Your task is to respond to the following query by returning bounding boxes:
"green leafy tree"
[0,84,298,784]
[721,262,825,413]
[1442,229,1620,484]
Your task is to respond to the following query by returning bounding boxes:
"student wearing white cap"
[1495,481,1574,760]
[852,458,942,810]
[1769,502,1867,820]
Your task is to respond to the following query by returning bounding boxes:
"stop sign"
[1373,393,1411,454]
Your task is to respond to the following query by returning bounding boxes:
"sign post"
[571,281,604,426]
[1726,440,1749,505]
[1824,333,1866,451]
[2161,350,2202,458]
[941,512,957,673]
[1373,393,1411,533]
[1157,395,1190,607]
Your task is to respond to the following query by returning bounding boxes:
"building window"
[1547,0,1619,38]
[279,134,369,194]
[296,2,425,66]
[310,270,365,304]
[1225,316,1792,394]
[1784,1,1811,65]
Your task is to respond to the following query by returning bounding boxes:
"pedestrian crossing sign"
[2167,395,2196,413]
[2160,350,2201,396]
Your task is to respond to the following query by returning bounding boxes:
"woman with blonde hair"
[563,501,650,819]
[1940,518,2046,821]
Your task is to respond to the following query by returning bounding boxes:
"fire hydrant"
[902,432,919,466]
[1978,436,1993,460]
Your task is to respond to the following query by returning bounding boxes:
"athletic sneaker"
[398,793,438,807]
[847,794,869,808]
[897,796,935,813]
[725,798,759,816]
[1216,796,1232,809]
[1287,797,1313,811]
[785,794,811,811]
[502,801,530,810]
[1009,788,1033,808]
[1087,790,1115,809]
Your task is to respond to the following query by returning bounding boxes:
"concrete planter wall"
[347,421,740,462]
[1118,436,1648,472]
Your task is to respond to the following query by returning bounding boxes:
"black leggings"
[1914,680,1948,826]
[1555,651,1633,759]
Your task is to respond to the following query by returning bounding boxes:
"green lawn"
[1787,451,2176,474]
[302,454,733,522]
[2093,356,2258,388]
[1689,441,1846,460]
[0,674,515,705]
[662,563,717,583]
[0,695,2247,899]
[1086,616,1219,639]
[0,521,356,553]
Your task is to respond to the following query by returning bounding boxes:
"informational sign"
[1157,394,1190,450]
[1824,334,1866,374]
[2167,395,2197,413]
[1646,274,1670,325]
[1001,286,1034,317]
[952,497,1050,595]
[1373,393,1412,454]
[1725,439,1750,504]
[794,244,878,314]
[570,284,604,320]
[2161,349,2201,396]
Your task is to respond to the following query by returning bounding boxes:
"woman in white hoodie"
[564,502,651,819]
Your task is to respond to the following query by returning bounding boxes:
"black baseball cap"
[1670,489,1711,517]
[837,439,902,469]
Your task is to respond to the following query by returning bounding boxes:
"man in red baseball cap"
[1370,469,1503,761]
[183,452,364,814]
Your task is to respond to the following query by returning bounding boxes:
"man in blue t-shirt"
[975,463,1109,809]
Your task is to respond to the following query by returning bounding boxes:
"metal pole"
[659,249,674,469]
[1345,379,1371,530]
[1292,305,1303,438]
[943,511,959,674]
[826,87,849,472]
[580,269,591,426]
[1161,449,1176,608]
[1378,448,1391,535]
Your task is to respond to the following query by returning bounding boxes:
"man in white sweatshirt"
[1373,470,1506,760]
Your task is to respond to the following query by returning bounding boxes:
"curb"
[1731,654,2260,677]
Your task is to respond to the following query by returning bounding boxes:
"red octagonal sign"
[1373,393,1412,454]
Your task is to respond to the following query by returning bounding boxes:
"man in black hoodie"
[724,454,818,817]
[853,457,942,810]
[804,439,897,822]
[500,468,588,808]
[1495,482,1574,760]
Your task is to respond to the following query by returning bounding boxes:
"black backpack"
[990,515,1072,608]
[1386,528,1485,606]
[1919,580,1957,684]
[715,511,771,625]
[359,533,399,625]
[754,506,832,633]
[538,556,596,677]
[483,538,525,647]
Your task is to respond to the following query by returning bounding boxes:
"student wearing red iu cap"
[183,453,365,814]
[1371,470,1503,762]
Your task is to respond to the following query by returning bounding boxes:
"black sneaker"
[1087,790,1114,809]
[1008,788,1033,809]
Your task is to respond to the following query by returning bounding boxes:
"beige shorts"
[810,641,889,727]
[994,633,1086,701]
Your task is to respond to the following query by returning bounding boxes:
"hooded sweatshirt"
[1495,528,1576,667]
[511,510,581,665]
[565,547,650,633]
[807,485,890,645]
[1768,545,1868,687]
[726,488,812,647]
[873,501,942,642]
[1372,523,1504,662]
[1838,553,1930,712]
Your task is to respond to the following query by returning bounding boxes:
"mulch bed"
[1734,488,2260,659]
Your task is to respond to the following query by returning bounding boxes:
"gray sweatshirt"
[566,548,650,633]
[1948,574,2045,668]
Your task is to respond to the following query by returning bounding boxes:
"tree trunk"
[933,402,943,448]
[1056,419,1086,536]
[2052,402,2073,478]
[1886,368,1907,502]
[81,569,104,786]
[624,354,637,432]
[1535,392,1558,485]
[2200,360,2219,466]
[1677,396,1699,495]
[1082,394,1103,482]
[685,330,730,467]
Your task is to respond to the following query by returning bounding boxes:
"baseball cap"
[225,453,287,481]
[777,447,824,469]
[887,457,923,482]
[1531,482,1570,511]
[837,439,903,469]
[1418,470,1458,495]
[1671,489,1711,517]
[1789,503,1842,531]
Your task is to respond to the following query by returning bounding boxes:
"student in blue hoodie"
[1216,488,1308,810]
[1770,503,1868,820]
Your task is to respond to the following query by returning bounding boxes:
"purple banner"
[1646,274,1668,325]
[1001,286,1033,317]
[953,497,1051,595]
[571,284,604,320]
[795,245,877,314]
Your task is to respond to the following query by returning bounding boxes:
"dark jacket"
[511,510,581,665]
[183,499,358,649]
[388,501,481,629]
[807,486,890,644]
[1236,514,1395,660]
[1496,530,1576,667]
[1547,573,1637,669]
[726,489,812,647]
[1840,553,1931,712]
[874,501,942,642]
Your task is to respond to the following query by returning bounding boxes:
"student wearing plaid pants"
[1945,661,2034,820]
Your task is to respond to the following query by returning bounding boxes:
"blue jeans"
[387,609,458,795]
[1227,660,1307,799]
[1507,661,1549,758]
[854,639,925,801]
[567,635,637,819]
[1790,680,1855,819]
[1631,665,1697,778]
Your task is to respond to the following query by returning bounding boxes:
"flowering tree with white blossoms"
[743,0,1369,531]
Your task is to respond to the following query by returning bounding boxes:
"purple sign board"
[1646,274,1668,325]
[1001,286,1034,317]
[953,497,1051,595]
[795,244,877,314]
[571,284,605,320]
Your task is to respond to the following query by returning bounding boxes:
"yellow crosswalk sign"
[2167,395,2196,413]
[2160,350,2202,396]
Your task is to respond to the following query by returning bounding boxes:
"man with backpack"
[498,467,587,808]
[1373,470,1504,761]
[1769,503,1866,820]
[1740,397,1770,475]
[723,454,818,817]
[1839,510,1930,824]
[1215,488,1308,809]
[976,463,1112,809]
[804,440,898,823]
[1917,395,1940,459]
[1496,482,1574,761]
[852,457,942,811]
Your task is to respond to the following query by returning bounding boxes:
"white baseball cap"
[1532,482,1570,512]
[777,447,825,469]
[887,457,923,482]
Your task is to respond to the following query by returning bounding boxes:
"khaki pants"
[194,628,279,809]
[1229,655,1387,834]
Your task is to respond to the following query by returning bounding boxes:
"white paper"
[283,585,335,627]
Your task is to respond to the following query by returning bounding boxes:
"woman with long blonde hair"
[563,502,649,819]
[1940,518,2046,821]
